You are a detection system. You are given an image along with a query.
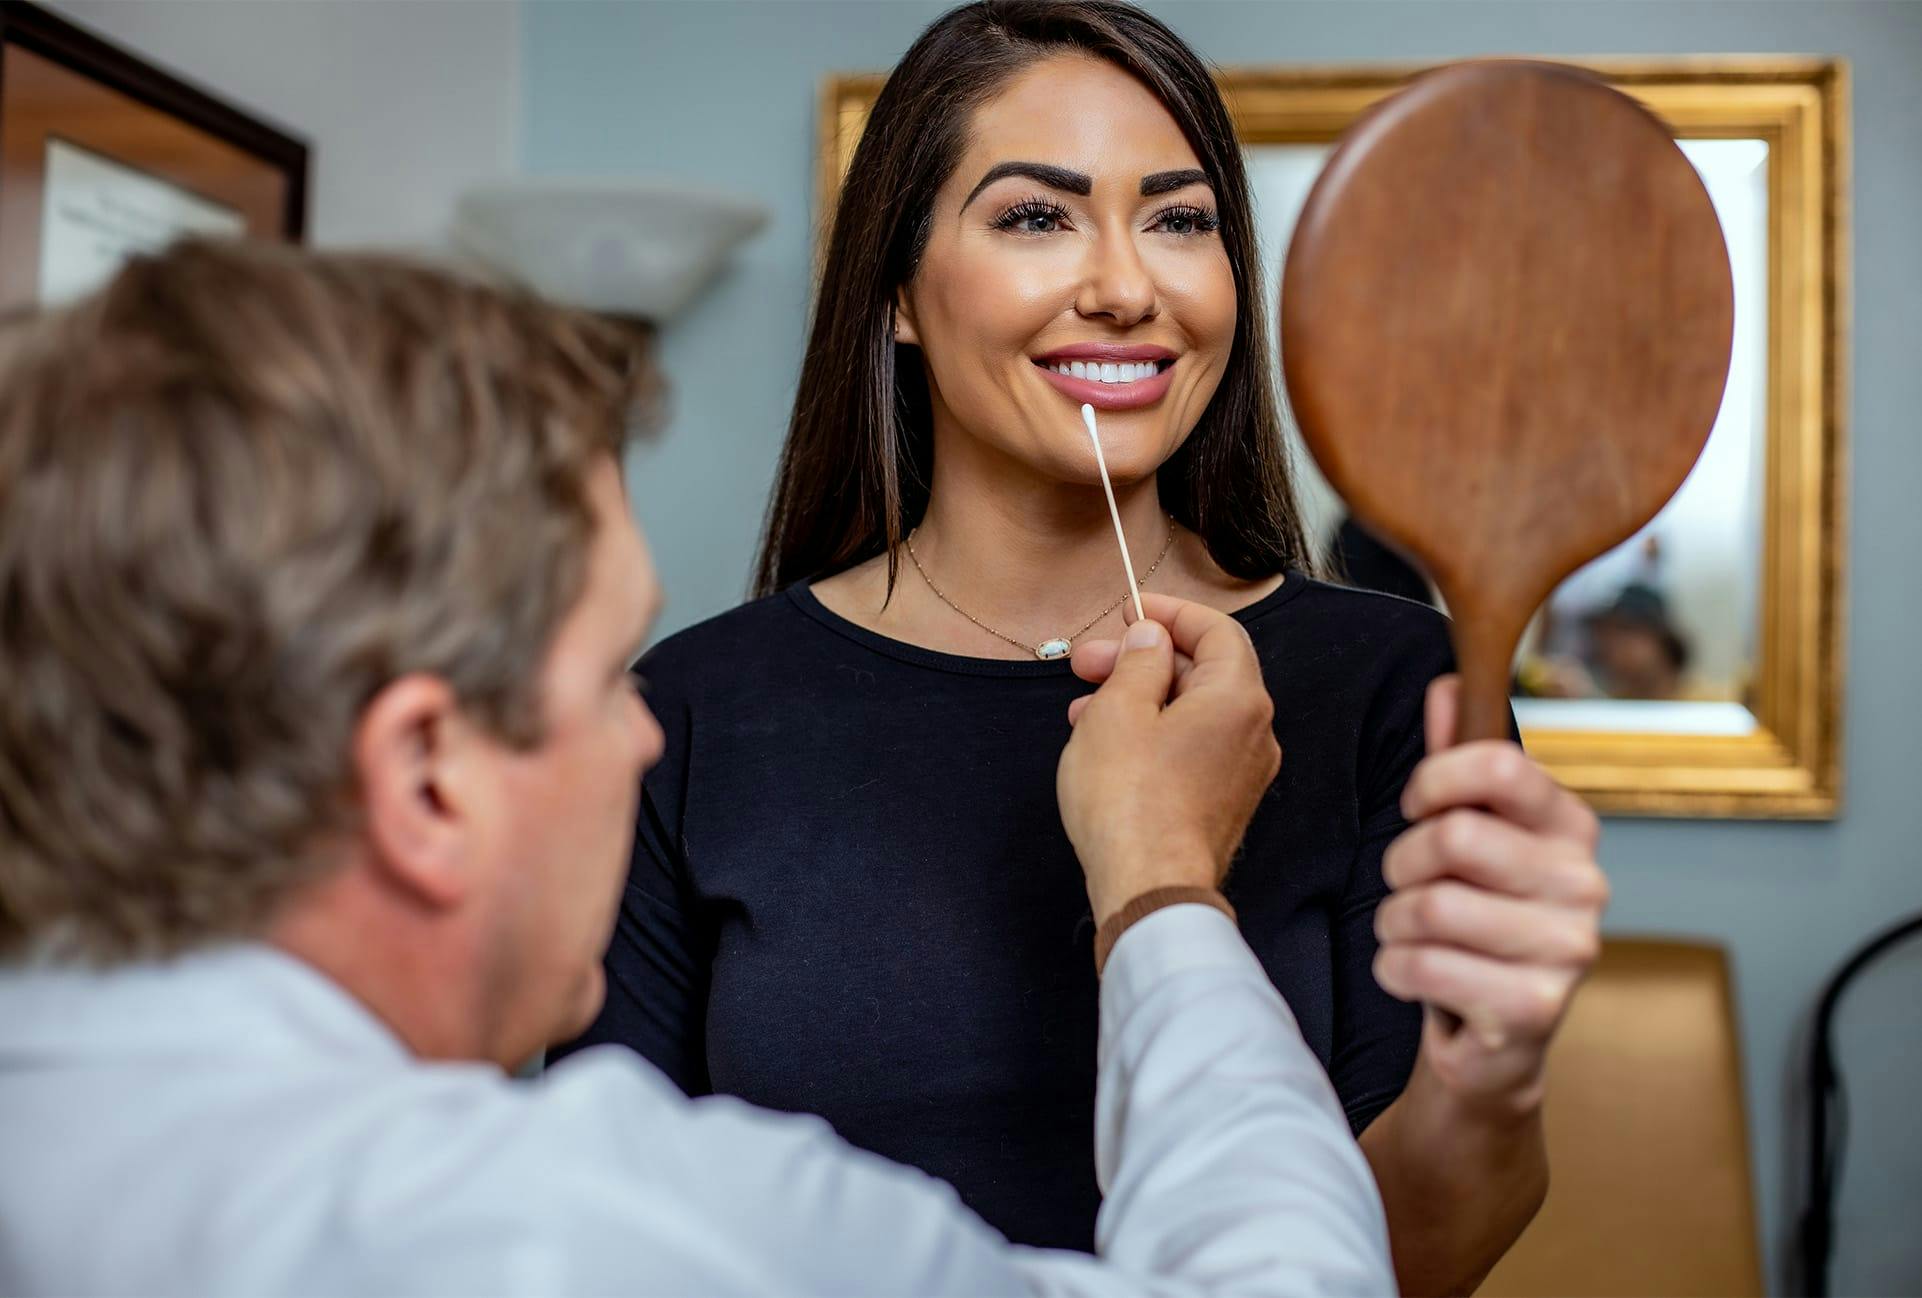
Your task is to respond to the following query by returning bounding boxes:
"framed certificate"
[0,0,307,309]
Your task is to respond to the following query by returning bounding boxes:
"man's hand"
[1056,594,1280,927]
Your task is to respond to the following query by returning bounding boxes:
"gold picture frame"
[818,58,1848,819]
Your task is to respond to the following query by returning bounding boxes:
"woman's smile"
[1031,343,1178,410]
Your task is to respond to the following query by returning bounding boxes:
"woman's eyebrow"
[1141,168,1211,196]
[962,161,1094,211]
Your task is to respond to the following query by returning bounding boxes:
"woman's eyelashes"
[987,195,1221,238]
[990,196,1072,235]
[1148,203,1220,236]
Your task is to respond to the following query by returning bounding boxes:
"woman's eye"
[1151,204,1220,237]
[993,200,1071,235]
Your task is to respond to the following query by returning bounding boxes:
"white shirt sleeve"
[278,907,1391,1292]
[407,903,1390,1297]
[0,913,1392,1298]
[1053,904,1394,1295]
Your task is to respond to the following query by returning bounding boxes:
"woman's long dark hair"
[753,0,1314,597]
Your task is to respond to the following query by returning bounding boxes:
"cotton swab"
[1081,403,1145,624]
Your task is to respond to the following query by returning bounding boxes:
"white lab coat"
[0,906,1391,1296]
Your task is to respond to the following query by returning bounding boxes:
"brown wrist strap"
[1094,886,1237,976]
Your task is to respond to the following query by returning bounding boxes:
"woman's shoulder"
[638,588,810,698]
[1251,573,1453,665]
[1240,574,1458,738]
[1253,577,1460,797]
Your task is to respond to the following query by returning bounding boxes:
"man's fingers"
[1072,637,1192,689]
[1080,592,1238,680]
[1071,638,1119,684]
[1123,596,1266,722]
[1079,619,1176,719]
[1134,594,1254,669]
[1070,597,1255,725]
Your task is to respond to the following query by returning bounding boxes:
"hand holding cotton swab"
[1082,403,1145,624]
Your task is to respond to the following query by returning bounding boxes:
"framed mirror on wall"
[0,0,308,313]
[819,57,1847,820]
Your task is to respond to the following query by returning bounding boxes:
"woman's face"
[898,52,1238,487]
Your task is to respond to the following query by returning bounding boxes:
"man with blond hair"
[0,241,1391,1296]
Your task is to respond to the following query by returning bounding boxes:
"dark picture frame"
[0,0,308,308]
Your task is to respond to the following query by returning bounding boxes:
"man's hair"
[0,239,659,963]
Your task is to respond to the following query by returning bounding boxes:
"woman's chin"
[1049,441,1166,490]
[975,408,1178,488]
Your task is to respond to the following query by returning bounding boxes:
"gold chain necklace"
[903,519,1177,660]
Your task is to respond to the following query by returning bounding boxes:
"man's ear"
[351,675,478,910]
[893,287,921,347]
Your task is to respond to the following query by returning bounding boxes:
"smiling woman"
[763,5,1303,601]
[554,4,1609,1293]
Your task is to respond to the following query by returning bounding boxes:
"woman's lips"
[1033,359,1175,411]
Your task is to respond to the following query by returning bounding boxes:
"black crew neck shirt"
[556,574,1457,1251]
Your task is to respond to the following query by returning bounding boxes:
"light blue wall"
[524,3,1922,1292]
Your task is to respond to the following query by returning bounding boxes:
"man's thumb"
[1099,618,1175,704]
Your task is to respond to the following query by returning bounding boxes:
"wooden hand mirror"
[1281,60,1734,743]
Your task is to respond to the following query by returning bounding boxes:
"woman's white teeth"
[1051,360,1160,383]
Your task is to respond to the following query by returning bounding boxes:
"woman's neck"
[811,417,1285,660]
[907,443,1173,645]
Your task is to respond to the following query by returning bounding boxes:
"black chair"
[1800,910,1922,1296]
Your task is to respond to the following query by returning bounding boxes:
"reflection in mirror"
[1253,138,1770,738]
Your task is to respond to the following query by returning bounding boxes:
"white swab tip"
[1080,403,1098,435]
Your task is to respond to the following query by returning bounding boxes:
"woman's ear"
[892,288,922,347]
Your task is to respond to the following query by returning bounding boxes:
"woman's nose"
[1075,233,1158,327]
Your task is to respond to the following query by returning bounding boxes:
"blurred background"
[20,2,1922,1292]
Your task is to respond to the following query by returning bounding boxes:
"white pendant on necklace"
[1036,638,1073,660]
